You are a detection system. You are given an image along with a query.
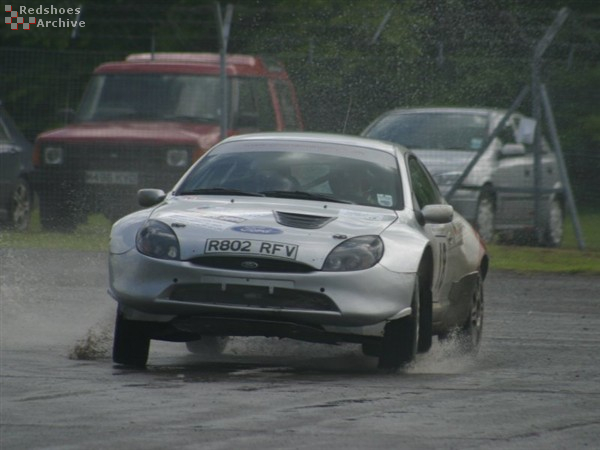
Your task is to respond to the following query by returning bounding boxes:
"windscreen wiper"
[177,188,265,197]
[260,190,354,204]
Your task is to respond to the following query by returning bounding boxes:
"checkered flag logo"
[5,5,36,30]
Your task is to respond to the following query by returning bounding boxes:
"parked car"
[362,107,564,246]
[108,132,488,371]
[0,101,33,231]
[33,53,304,230]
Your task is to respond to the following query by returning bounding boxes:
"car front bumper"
[109,248,417,339]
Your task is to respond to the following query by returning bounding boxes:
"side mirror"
[138,189,166,207]
[499,143,526,158]
[422,204,454,224]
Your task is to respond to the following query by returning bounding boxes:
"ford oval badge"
[231,226,282,235]
[241,261,259,269]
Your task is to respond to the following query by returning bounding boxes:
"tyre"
[417,266,433,353]
[39,195,79,232]
[541,199,564,247]
[456,274,484,354]
[378,276,419,371]
[475,193,495,243]
[361,341,381,357]
[8,177,32,231]
[112,309,150,368]
[185,336,229,356]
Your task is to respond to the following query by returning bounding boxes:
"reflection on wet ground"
[108,336,478,385]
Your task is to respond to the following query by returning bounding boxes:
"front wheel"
[112,309,150,368]
[378,277,419,371]
[475,193,495,243]
[456,274,484,354]
[8,177,32,231]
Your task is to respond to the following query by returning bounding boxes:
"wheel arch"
[479,253,490,281]
[418,245,434,285]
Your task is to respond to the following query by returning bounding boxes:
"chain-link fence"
[1,3,598,247]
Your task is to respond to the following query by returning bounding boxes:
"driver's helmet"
[328,163,375,204]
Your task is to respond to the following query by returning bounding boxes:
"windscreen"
[76,74,224,122]
[177,141,404,210]
[365,112,489,151]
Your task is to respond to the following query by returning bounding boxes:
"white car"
[108,132,488,370]
[362,107,564,246]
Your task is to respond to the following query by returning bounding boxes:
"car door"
[407,155,456,298]
[491,115,535,227]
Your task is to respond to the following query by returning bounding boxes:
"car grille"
[58,142,190,187]
[190,256,316,273]
[169,283,339,312]
[274,211,336,229]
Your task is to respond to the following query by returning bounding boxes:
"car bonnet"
[151,197,398,267]
[412,149,477,175]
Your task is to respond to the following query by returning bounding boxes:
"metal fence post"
[216,3,234,141]
[541,84,586,250]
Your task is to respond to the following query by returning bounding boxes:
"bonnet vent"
[274,211,336,229]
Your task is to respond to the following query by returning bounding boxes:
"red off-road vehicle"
[33,53,303,229]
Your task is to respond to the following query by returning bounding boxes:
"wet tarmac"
[1,248,599,449]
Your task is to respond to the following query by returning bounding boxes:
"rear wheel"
[112,309,150,368]
[541,199,564,247]
[378,277,419,371]
[39,195,80,232]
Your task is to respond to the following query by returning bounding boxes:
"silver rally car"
[109,132,488,370]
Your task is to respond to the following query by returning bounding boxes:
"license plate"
[205,239,298,260]
[85,170,138,185]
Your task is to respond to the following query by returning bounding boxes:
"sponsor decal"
[377,193,393,207]
[231,225,282,235]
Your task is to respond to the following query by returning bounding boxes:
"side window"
[236,78,276,130]
[408,156,443,208]
[274,80,300,130]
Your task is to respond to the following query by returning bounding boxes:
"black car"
[0,101,33,230]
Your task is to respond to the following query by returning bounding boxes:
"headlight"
[136,220,180,260]
[433,171,461,186]
[166,148,190,167]
[323,236,383,271]
[44,146,64,165]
